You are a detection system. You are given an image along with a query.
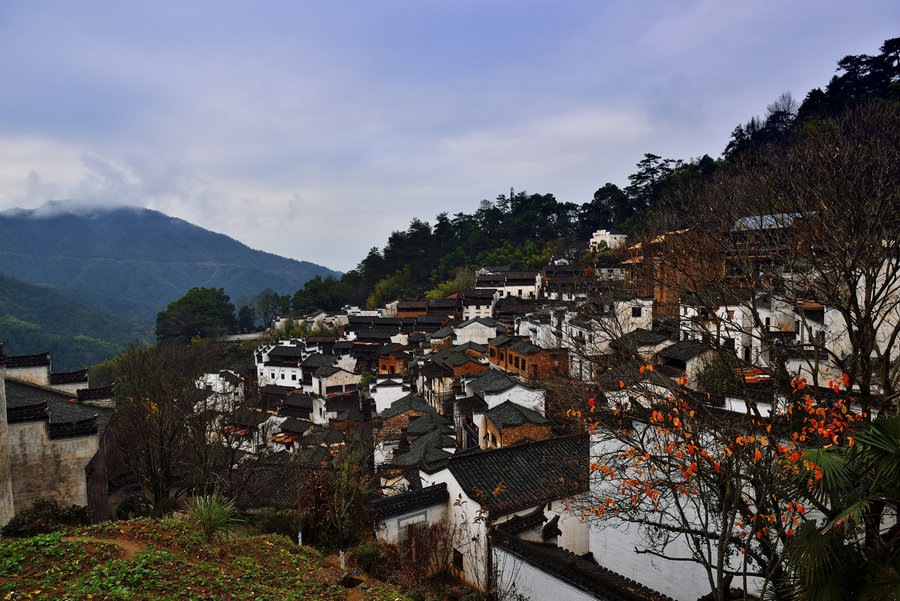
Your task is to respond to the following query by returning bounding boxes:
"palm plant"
[189,494,243,542]
[784,415,900,600]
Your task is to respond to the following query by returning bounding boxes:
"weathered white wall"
[5,365,50,387]
[0,365,14,526]
[494,546,600,601]
[375,502,449,545]
[7,421,98,510]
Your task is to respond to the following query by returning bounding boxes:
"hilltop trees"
[155,287,236,344]
[651,100,900,413]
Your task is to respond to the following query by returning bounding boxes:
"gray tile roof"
[367,482,449,519]
[5,378,113,438]
[382,394,432,419]
[658,340,714,362]
[485,400,549,431]
[469,370,534,396]
[446,435,588,517]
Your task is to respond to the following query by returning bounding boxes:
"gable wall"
[7,421,98,511]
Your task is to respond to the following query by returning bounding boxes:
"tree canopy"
[155,287,236,344]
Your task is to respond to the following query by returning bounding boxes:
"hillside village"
[3,181,899,601]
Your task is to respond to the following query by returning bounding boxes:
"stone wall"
[0,365,14,526]
[7,421,98,510]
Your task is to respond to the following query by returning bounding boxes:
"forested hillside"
[0,205,340,321]
[0,271,148,369]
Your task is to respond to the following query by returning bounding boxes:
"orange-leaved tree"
[574,371,864,601]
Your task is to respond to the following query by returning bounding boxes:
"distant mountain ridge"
[0,203,340,321]
[0,270,148,370]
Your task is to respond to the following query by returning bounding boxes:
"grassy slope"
[0,519,409,601]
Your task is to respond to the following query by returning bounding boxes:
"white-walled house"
[589,229,627,251]
[255,340,305,387]
[419,436,589,590]
[462,370,545,415]
[453,318,503,346]
[311,366,361,397]
[371,376,409,416]
[368,483,450,546]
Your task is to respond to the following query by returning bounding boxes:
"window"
[281,373,285,379]
[514,356,519,368]
[291,374,297,380]
[632,307,642,318]
[521,359,526,371]
[397,511,428,542]
[453,549,464,570]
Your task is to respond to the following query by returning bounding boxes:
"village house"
[462,369,545,415]
[310,388,362,425]
[418,435,589,590]
[452,317,503,345]
[256,340,305,387]
[655,340,717,388]
[310,366,361,398]
[480,400,550,449]
[461,288,499,320]
[370,376,409,416]
[487,335,568,380]
[377,346,411,375]
[367,482,449,545]
[1,347,116,524]
[589,228,627,252]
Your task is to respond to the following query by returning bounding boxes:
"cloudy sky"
[0,2,895,271]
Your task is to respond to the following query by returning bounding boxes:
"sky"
[0,2,896,271]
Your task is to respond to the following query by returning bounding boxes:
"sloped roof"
[455,317,499,330]
[430,326,454,339]
[407,412,452,435]
[469,370,534,396]
[77,384,115,402]
[431,349,476,369]
[5,352,50,368]
[612,329,671,353]
[5,378,113,439]
[268,345,304,359]
[382,394,433,419]
[301,354,338,368]
[279,417,313,434]
[334,408,365,422]
[284,392,314,409]
[485,400,549,432]
[491,529,676,601]
[313,365,344,378]
[447,435,588,517]
[367,482,449,519]
[452,342,488,354]
[507,340,543,355]
[49,368,89,385]
[658,340,714,362]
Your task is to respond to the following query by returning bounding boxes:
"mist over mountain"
[0,202,340,321]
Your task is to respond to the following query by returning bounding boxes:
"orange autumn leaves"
[576,369,863,541]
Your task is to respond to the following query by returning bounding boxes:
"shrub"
[350,539,402,581]
[1,498,92,538]
[188,495,242,541]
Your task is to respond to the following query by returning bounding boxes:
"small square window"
[632,307,642,318]
[453,549,464,570]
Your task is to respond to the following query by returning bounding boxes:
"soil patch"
[63,536,149,560]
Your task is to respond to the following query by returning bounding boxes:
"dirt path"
[62,536,148,560]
